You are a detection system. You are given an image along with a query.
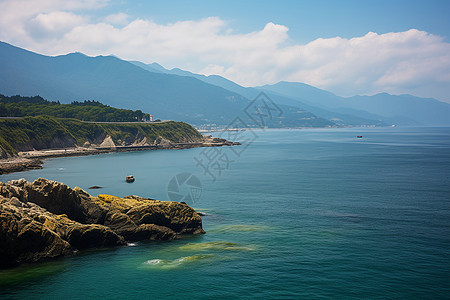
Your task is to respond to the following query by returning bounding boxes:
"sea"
[0,127,449,299]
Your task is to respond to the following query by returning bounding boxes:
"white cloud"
[103,13,129,26]
[0,0,107,44]
[27,11,87,40]
[0,1,449,102]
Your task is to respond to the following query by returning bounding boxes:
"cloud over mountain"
[1,0,449,102]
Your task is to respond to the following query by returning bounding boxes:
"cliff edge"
[0,116,240,174]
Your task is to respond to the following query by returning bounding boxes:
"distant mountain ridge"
[132,61,450,126]
[130,61,384,126]
[0,41,332,128]
[0,42,248,125]
[2,41,449,126]
[259,81,450,126]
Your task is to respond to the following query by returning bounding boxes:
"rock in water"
[0,178,204,268]
[0,197,73,267]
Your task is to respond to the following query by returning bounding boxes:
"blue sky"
[113,0,450,43]
[1,0,449,102]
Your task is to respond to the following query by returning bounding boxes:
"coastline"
[0,138,240,175]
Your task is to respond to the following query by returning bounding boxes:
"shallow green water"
[1,127,449,298]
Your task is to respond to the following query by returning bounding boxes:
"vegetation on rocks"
[0,178,204,268]
[0,116,203,157]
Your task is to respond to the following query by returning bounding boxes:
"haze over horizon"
[1,0,449,103]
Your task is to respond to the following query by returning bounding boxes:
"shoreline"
[0,139,240,175]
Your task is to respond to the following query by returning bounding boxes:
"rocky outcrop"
[0,195,122,268]
[154,136,173,148]
[202,135,241,146]
[98,135,116,148]
[0,178,204,268]
[0,158,43,174]
[132,136,150,146]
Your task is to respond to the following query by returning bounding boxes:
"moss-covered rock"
[0,197,73,268]
[0,178,205,268]
[126,201,204,234]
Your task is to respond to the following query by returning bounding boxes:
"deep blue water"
[1,127,449,299]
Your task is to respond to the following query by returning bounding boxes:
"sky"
[1,0,450,102]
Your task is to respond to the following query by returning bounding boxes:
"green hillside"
[0,116,203,157]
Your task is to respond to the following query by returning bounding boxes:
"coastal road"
[0,116,171,124]
[82,120,171,124]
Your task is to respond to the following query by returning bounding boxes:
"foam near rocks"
[142,254,215,269]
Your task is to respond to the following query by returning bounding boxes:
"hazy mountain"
[129,61,165,73]
[130,61,257,100]
[4,41,444,127]
[343,93,450,125]
[0,41,248,125]
[259,81,342,109]
[0,41,331,128]
[131,62,383,126]
[261,81,450,126]
[257,91,385,126]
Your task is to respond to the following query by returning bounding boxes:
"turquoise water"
[1,127,449,299]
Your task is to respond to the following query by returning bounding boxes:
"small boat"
[89,186,103,189]
[126,175,135,183]
[357,136,363,138]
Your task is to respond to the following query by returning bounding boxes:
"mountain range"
[1,41,449,127]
